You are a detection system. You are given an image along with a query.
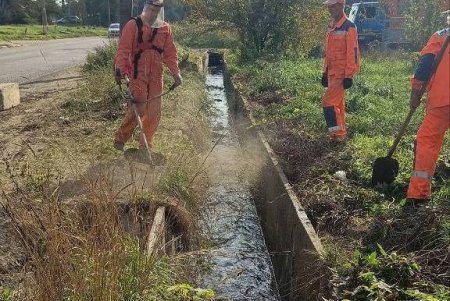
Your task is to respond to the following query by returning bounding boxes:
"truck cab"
[349,2,408,47]
[349,2,387,45]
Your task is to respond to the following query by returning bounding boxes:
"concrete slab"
[0,83,20,111]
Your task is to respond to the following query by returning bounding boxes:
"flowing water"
[199,66,280,300]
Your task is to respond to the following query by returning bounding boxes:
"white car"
[108,23,120,37]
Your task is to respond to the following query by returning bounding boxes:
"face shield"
[152,6,164,28]
[143,0,164,28]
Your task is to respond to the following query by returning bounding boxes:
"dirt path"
[0,68,84,192]
[0,68,85,288]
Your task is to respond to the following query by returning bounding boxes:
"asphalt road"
[0,37,108,84]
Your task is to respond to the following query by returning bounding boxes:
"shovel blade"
[371,157,400,186]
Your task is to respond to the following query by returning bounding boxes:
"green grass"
[238,55,449,200]
[231,54,450,299]
[0,24,106,42]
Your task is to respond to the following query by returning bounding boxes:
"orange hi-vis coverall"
[322,14,360,140]
[407,28,450,200]
[114,17,180,148]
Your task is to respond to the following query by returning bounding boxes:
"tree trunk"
[42,0,48,35]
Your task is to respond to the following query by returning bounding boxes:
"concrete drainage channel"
[196,52,280,300]
[199,51,324,301]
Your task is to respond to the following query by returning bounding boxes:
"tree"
[0,0,35,24]
[184,0,328,58]
[78,0,87,24]
[0,0,58,24]
[403,0,448,50]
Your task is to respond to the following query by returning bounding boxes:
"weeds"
[331,245,450,300]
[232,53,450,298]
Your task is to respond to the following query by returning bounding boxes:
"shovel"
[371,35,450,186]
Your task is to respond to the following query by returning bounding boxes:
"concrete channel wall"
[215,56,326,301]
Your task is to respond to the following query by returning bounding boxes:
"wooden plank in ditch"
[146,206,166,256]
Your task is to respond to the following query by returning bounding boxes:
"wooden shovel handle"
[387,35,450,158]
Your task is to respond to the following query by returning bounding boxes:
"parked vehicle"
[56,16,82,25]
[349,1,409,48]
[108,23,120,37]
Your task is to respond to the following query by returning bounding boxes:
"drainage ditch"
[200,52,324,301]
[198,53,280,300]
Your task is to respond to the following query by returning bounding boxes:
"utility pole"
[108,0,111,24]
[115,0,120,23]
[42,0,48,35]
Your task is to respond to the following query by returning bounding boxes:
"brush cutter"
[118,76,176,165]
[371,35,450,186]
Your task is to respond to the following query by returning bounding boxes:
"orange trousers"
[407,105,450,199]
[322,76,347,139]
[115,76,163,148]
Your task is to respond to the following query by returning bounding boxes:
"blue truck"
[348,1,409,48]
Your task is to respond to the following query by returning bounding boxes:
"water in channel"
[198,65,280,301]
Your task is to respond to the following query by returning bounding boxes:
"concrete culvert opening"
[79,198,195,255]
[207,51,224,67]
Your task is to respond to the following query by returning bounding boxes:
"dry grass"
[0,53,214,299]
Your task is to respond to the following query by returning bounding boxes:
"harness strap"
[150,28,164,54]
[131,18,164,79]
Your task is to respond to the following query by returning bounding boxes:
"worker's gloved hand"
[321,73,328,88]
[343,78,353,90]
[172,73,183,89]
[410,88,423,110]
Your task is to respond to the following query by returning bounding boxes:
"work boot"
[114,140,124,151]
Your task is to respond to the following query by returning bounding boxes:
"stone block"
[0,83,20,111]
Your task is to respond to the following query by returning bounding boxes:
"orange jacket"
[115,18,180,80]
[324,14,360,78]
[411,28,449,109]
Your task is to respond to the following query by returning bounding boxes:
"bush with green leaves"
[404,0,448,50]
[184,0,328,58]
[82,41,118,73]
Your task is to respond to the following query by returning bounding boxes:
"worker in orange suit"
[321,0,360,142]
[407,27,449,207]
[113,0,182,154]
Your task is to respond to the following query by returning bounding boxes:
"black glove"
[321,73,328,88]
[343,78,353,90]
